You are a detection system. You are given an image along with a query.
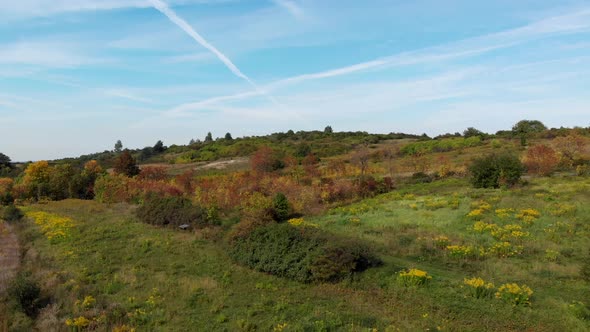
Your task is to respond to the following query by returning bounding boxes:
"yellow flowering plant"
[397,268,432,287]
[464,277,495,299]
[495,283,533,306]
[516,209,541,224]
[26,211,75,242]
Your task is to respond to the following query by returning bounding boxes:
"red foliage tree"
[138,166,168,181]
[251,146,283,174]
[523,144,559,176]
[114,150,140,177]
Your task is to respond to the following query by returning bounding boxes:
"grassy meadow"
[2,130,590,331]
[5,174,590,331]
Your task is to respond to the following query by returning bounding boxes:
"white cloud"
[0,0,233,18]
[0,41,98,68]
[163,52,213,63]
[157,6,590,117]
[272,0,304,20]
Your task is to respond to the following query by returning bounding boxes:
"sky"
[1,0,589,161]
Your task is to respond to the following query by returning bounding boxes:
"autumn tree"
[512,120,547,146]
[251,146,284,174]
[523,144,559,176]
[114,150,140,177]
[0,178,14,205]
[352,145,371,178]
[553,134,586,167]
[138,166,168,181]
[72,160,104,199]
[302,153,320,177]
[22,161,51,200]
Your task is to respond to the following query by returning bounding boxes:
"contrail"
[148,0,281,107]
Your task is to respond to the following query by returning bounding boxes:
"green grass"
[8,175,590,331]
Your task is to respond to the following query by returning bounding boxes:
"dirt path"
[0,222,19,294]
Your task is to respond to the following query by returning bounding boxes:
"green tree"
[271,193,291,222]
[224,132,233,141]
[204,132,213,143]
[463,127,484,138]
[153,140,165,153]
[512,120,547,146]
[324,125,333,134]
[114,140,123,153]
[0,152,11,168]
[114,150,140,177]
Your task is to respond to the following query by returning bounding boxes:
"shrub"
[9,273,43,317]
[409,172,432,184]
[469,153,524,188]
[0,177,14,205]
[2,204,23,222]
[271,193,291,222]
[523,144,559,176]
[229,223,380,283]
[136,194,206,228]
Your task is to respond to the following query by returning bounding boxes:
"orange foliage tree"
[553,134,586,167]
[523,144,559,176]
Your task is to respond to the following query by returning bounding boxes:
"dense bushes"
[9,273,45,317]
[401,137,482,156]
[2,204,23,222]
[229,223,381,283]
[469,153,524,188]
[136,194,206,228]
[523,144,559,176]
[271,193,291,222]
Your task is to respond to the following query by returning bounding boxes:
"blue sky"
[1,0,589,161]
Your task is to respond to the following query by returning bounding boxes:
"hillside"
[1,125,590,331]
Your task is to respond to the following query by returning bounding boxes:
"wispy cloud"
[0,41,98,68]
[149,0,282,107]
[159,6,590,116]
[0,0,231,18]
[272,0,304,20]
[163,52,213,64]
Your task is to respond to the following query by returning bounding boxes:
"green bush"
[401,137,482,156]
[136,194,206,228]
[229,223,381,283]
[9,273,43,317]
[469,153,524,188]
[2,204,23,222]
[271,193,291,222]
[409,172,433,184]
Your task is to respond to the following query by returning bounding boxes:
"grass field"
[4,173,590,331]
